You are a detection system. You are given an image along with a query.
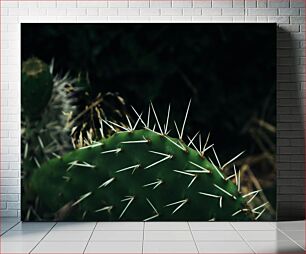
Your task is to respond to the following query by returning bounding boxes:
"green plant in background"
[21,58,133,219]
[30,101,269,221]
[67,73,130,149]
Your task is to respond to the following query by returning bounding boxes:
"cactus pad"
[29,102,267,221]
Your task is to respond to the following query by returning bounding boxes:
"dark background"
[21,23,276,207]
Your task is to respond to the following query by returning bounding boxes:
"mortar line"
[187,221,200,254]
[230,222,256,254]
[83,222,97,254]
[142,221,145,254]
[29,222,57,253]
[0,220,20,236]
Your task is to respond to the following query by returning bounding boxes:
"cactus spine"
[29,101,268,221]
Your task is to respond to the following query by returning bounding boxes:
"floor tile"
[32,241,87,253]
[1,241,37,253]
[85,241,142,253]
[248,240,304,253]
[282,230,305,249]
[232,222,276,230]
[196,241,253,253]
[1,221,21,233]
[144,230,193,241]
[1,230,47,242]
[42,230,92,242]
[90,230,143,241]
[239,230,290,241]
[52,222,96,231]
[145,222,189,230]
[95,222,143,231]
[189,222,234,231]
[11,222,55,231]
[143,241,198,253]
[282,230,305,241]
[192,230,243,241]
[276,221,305,231]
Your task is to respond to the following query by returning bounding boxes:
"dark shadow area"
[276,27,305,220]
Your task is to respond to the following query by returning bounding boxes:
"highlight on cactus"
[28,100,271,221]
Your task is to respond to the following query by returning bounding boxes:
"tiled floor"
[0,218,304,253]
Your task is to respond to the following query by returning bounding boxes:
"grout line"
[142,222,145,254]
[230,222,256,254]
[276,227,305,251]
[83,222,97,254]
[187,222,200,254]
[0,220,20,236]
[29,222,57,254]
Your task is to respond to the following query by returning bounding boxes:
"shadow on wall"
[276,27,305,220]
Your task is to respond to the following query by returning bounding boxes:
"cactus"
[22,58,53,120]
[29,101,268,221]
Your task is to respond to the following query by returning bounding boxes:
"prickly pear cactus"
[22,58,53,120]
[29,102,267,221]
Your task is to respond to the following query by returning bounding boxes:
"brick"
[150,16,172,21]
[268,16,289,23]
[268,0,290,8]
[172,0,192,7]
[77,1,107,7]
[0,171,19,178]
[247,8,278,15]
[7,202,20,210]
[39,1,56,7]
[279,171,304,178]
[257,0,267,8]
[1,178,18,186]
[8,8,29,16]
[99,8,118,16]
[290,16,305,24]
[118,8,140,16]
[212,16,233,22]
[183,8,202,16]
[1,186,20,194]
[278,8,300,15]
[86,8,99,16]
[172,16,193,21]
[290,0,305,7]
[257,16,268,22]
[192,16,212,21]
[108,0,129,8]
[202,8,222,15]
[140,8,160,16]
[47,8,67,16]
[212,0,233,7]
[233,0,244,7]
[1,210,18,217]
[29,8,47,16]
[1,1,18,8]
[57,1,77,7]
[127,16,150,21]
[222,8,245,15]
[129,0,149,7]
[67,8,86,16]
[161,8,183,16]
[18,1,38,9]
[193,0,211,7]
[0,194,18,202]
[1,202,7,210]
[245,0,256,7]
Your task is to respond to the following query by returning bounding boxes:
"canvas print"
[21,24,276,221]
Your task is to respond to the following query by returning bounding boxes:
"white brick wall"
[0,0,305,219]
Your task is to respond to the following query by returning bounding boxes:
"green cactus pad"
[22,58,53,119]
[30,128,256,221]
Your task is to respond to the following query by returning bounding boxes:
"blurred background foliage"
[22,24,276,215]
